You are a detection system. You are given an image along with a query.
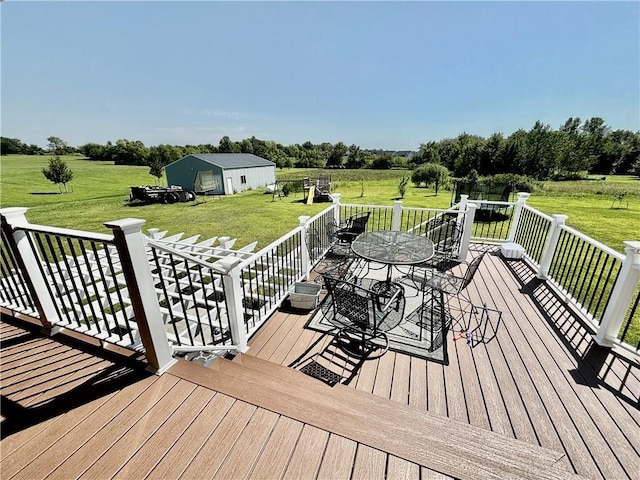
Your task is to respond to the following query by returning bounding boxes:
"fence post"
[332,193,342,225]
[392,200,403,231]
[0,207,61,333]
[104,218,176,375]
[217,257,249,353]
[298,215,311,279]
[458,194,468,211]
[507,192,530,243]
[458,202,477,261]
[536,214,568,280]
[594,241,640,347]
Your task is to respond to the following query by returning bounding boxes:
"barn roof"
[172,153,275,169]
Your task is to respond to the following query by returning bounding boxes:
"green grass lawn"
[1,156,638,250]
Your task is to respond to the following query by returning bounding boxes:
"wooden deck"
[1,245,639,479]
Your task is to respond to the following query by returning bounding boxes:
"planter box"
[289,282,322,310]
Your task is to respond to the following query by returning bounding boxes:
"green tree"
[1,137,28,155]
[111,139,149,165]
[556,118,590,177]
[42,155,74,192]
[413,141,440,167]
[326,142,347,168]
[371,152,394,169]
[148,144,182,167]
[346,144,364,169]
[582,117,612,173]
[218,136,240,153]
[398,177,409,199]
[523,121,556,179]
[149,162,164,185]
[47,136,71,155]
[479,133,505,175]
[219,136,233,153]
[411,163,449,194]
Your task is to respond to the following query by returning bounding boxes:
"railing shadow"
[502,258,640,409]
[0,314,152,438]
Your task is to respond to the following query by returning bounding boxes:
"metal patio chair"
[321,274,405,359]
[395,217,462,294]
[332,212,371,245]
[306,226,356,287]
[405,253,489,337]
[423,218,462,272]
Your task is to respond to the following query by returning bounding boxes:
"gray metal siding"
[166,155,275,195]
[223,166,276,194]
[165,156,224,194]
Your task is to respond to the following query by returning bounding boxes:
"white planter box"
[501,242,525,260]
[289,282,322,310]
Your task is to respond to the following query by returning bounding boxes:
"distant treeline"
[2,117,638,180]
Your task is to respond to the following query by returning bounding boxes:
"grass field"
[1,155,638,251]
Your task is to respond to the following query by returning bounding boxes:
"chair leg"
[338,328,389,360]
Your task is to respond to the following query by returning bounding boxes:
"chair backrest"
[427,219,461,254]
[458,252,486,293]
[348,212,370,235]
[322,275,375,331]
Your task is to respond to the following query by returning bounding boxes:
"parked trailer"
[129,185,196,204]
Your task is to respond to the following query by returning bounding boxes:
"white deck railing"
[1,193,638,375]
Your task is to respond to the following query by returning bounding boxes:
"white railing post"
[298,215,311,279]
[104,218,177,375]
[537,214,568,280]
[392,200,403,231]
[458,202,477,261]
[458,194,468,211]
[507,192,530,242]
[0,207,61,333]
[332,193,342,225]
[594,241,640,347]
[217,257,249,352]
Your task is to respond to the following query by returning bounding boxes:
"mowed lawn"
[0,155,638,252]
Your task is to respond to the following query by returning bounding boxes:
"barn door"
[226,177,233,194]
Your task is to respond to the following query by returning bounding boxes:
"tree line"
[2,117,638,180]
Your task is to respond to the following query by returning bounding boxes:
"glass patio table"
[351,231,434,295]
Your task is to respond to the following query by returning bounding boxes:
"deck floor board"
[2,244,638,480]
[247,415,305,480]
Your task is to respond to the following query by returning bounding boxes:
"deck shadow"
[502,258,640,408]
[0,315,152,437]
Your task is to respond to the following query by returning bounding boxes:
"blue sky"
[1,1,638,150]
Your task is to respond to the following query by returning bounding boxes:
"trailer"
[129,185,196,205]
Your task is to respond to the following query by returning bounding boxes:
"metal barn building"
[165,154,276,195]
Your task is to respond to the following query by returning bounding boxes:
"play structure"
[303,175,332,203]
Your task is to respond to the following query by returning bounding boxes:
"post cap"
[104,218,146,233]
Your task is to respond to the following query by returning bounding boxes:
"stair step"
[227,355,568,472]
[171,357,578,480]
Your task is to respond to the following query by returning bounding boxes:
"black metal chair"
[419,252,484,300]
[332,212,370,245]
[395,217,462,294]
[306,226,355,286]
[321,274,405,359]
[413,253,487,335]
[421,218,462,272]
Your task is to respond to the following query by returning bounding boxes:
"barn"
[164,153,276,195]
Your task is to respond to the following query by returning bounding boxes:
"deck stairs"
[170,353,586,480]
